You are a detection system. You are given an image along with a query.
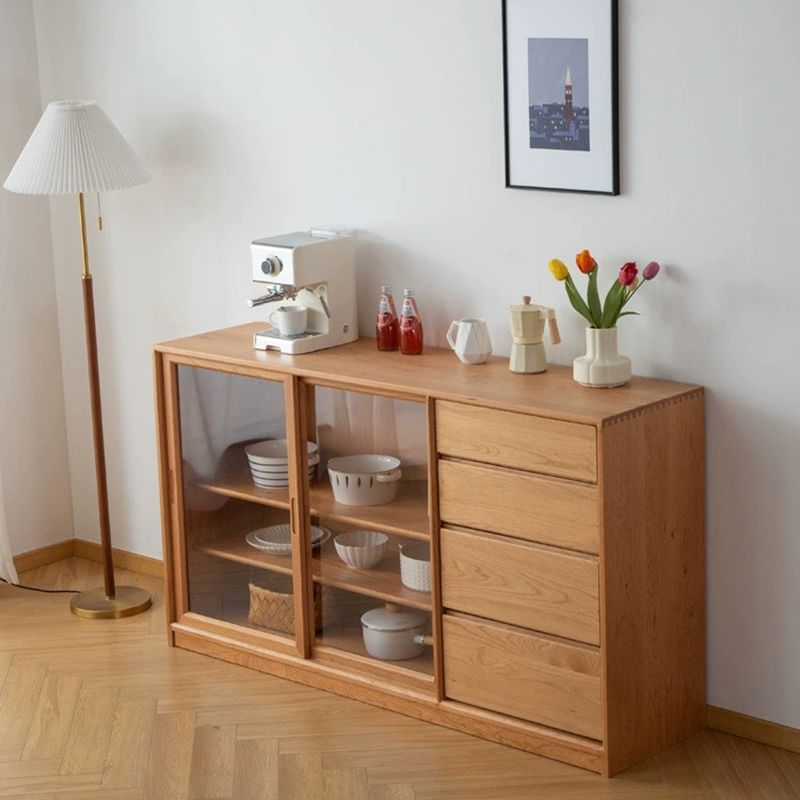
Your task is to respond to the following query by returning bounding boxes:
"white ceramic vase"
[573,327,631,388]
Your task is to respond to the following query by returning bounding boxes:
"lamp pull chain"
[97,192,103,231]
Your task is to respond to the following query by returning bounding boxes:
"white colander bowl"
[327,455,402,506]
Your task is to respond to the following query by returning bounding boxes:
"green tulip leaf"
[587,269,602,327]
[601,282,625,328]
[564,278,596,326]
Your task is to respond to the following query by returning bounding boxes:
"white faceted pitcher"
[447,319,492,365]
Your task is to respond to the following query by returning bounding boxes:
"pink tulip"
[643,261,660,280]
[618,262,638,286]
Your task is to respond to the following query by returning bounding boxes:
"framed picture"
[502,0,619,195]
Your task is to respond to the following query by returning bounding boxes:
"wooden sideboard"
[154,323,705,777]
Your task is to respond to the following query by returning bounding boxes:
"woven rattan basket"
[248,574,324,634]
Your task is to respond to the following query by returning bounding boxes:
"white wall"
[0,0,72,554]
[31,0,800,727]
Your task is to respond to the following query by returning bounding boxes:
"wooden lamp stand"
[69,193,151,619]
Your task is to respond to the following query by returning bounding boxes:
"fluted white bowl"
[334,530,389,569]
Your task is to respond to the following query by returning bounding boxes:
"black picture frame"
[502,0,620,195]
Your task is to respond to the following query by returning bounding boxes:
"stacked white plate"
[245,439,319,489]
[246,524,330,555]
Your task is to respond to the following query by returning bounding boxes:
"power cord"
[0,577,80,594]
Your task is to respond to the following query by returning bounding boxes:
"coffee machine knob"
[261,256,283,276]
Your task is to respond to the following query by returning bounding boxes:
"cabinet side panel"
[600,392,705,775]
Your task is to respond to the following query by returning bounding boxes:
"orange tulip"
[576,249,597,274]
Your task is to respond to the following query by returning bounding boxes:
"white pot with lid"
[360,605,428,660]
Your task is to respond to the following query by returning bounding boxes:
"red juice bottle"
[399,288,424,355]
[376,285,400,351]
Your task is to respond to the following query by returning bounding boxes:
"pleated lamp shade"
[3,100,150,195]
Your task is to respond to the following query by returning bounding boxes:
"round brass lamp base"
[70,586,152,619]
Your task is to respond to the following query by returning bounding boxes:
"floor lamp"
[4,101,152,618]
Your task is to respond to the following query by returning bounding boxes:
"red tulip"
[618,262,638,286]
[643,261,660,280]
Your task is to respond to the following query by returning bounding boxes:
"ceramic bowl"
[245,524,329,555]
[333,530,389,569]
[248,454,320,475]
[399,542,432,592]
[245,438,319,465]
[327,454,402,506]
[252,468,315,489]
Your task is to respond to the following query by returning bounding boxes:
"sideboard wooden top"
[155,323,702,425]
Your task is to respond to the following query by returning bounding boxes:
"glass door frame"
[158,353,312,659]
[293,377,442,694]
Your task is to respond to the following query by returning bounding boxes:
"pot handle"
[375,469,402,483]
[414,634,434,646]
[446,320,460,351]
[548,316,561,345]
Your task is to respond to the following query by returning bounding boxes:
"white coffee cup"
[446,318,492,365]
[269,305,308,336]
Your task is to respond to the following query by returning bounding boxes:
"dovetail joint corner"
[601,388,704,427]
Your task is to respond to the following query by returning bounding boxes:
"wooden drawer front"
[441,528,599,645]
[443,615,602,739]
[436,401,597,482]
[438,460,599,554]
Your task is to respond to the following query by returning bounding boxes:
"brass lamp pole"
[4,101,152,618]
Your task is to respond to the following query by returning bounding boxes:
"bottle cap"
[381,285,392,294]
[403,288,414,297]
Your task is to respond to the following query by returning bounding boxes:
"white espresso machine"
[248,230,358,354]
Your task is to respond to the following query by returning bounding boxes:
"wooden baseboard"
[707,705,800,755]
[73,539,164,578]
[11,538,75,573]
[13,538,164,579]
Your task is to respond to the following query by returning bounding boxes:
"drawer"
[441,527,599,645]
[436,400,597,482]
[438,459,599,554]
[443,614,602,739]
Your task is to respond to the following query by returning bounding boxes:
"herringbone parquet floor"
[1,557,799,799]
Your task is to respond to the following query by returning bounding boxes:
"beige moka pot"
[508,296,561,373]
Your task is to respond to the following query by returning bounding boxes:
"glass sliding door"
[299,384,435,683]
[177,365,304,650]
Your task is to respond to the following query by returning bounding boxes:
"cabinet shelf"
[191,445,430,541]
[196,529,433,612]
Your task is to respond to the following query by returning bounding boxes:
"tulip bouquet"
[548,250,660,329]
